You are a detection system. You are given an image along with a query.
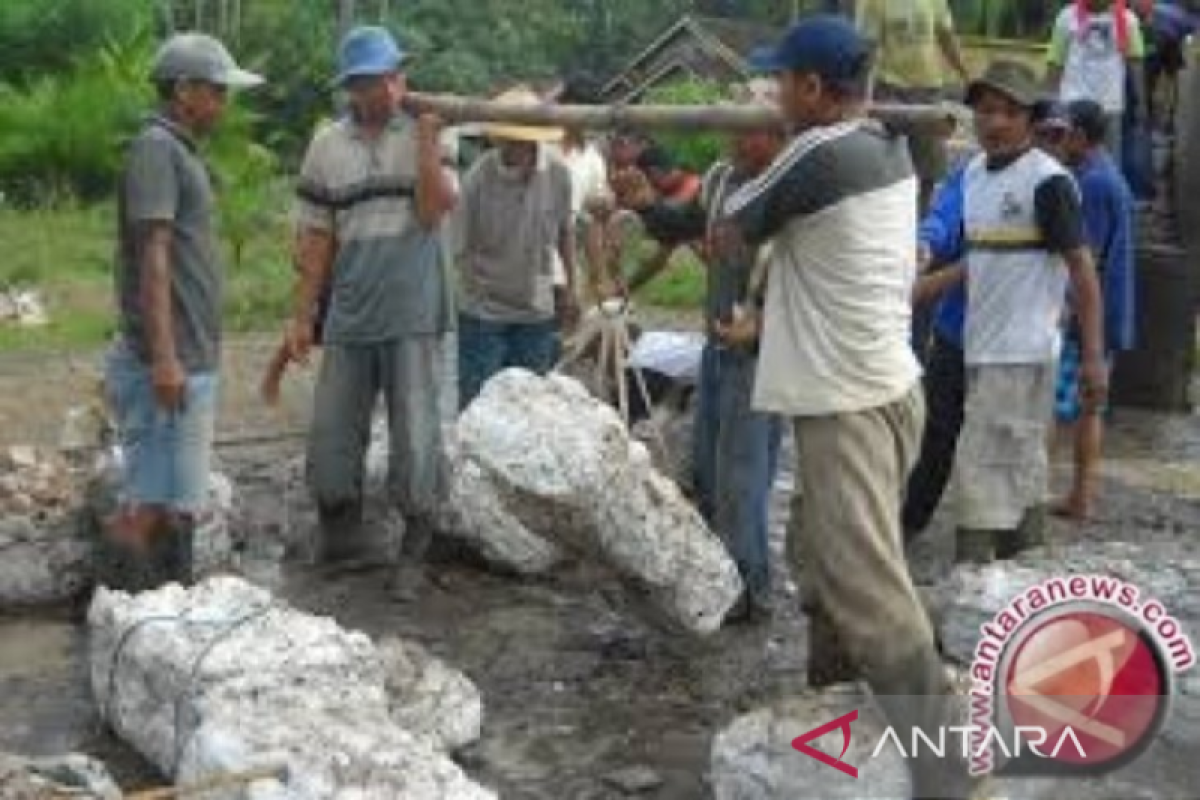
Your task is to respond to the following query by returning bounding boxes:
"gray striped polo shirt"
[294,114,455,343]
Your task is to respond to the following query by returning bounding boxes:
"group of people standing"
[100,5,1164,797]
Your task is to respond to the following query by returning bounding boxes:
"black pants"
[902,333,965,540]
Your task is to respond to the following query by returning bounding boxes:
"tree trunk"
[404,91,959,137]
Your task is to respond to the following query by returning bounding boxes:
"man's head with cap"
[337,26,409,127]
[965,59,1043,157]
[748,14,873,130]
[152,32,263,134]
[1033,100,1072,162]
[1036,98,1109,166]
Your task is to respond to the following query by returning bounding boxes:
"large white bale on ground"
[451,369,742,635]
[934,541,1200,746]
[89,576,493,800]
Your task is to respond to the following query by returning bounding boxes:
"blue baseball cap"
[336,26,407,86]
[748,14,871,83]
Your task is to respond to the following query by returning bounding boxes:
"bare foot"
[1051,494,1093,522]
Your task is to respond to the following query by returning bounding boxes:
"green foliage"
[0,0,152,87]
[642,79,729,173]
[208,102,285,270]
[635,249,706,309]
[0,32,154,206]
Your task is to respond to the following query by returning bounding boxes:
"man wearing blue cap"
[722,16,984,799]
[287,26,457,566]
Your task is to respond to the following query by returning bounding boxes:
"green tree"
[643,78,729,173]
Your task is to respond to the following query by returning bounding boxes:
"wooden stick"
[405,91,959,137]
[126,764,286,800]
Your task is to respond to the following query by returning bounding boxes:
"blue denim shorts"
[104,341,218,514]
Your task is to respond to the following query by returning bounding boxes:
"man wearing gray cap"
[104,33,263,586]
[287,26,457,567]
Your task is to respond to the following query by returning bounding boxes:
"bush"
[642,79,729,174]
[0,32,154,207]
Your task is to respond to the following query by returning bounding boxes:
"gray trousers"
[308,337,446,518]
[790,388,972,796]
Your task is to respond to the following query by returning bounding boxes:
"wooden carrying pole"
[405,92,960,138]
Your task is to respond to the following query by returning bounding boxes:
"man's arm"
[1036,172,1107,406]
[124,134,185,409]
[137,222,186,410]
[415,114,457,229]
[286,228,335,362]
[289,137,338,360]
[913,264,965,307]
[1065,246,1108,408]
[625,243,677,295]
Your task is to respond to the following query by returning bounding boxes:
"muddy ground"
[1,332,1200,799]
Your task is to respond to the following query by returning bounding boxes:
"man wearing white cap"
[105,33,263,586]
[457,86,576,409]
[288,26,457,566]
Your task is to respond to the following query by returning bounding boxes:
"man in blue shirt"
[1036,99,1137,520]
[904,163,969,543]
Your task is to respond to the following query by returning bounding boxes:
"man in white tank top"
[919,60,1108,563]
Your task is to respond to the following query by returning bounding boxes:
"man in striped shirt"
[287,26,457,566]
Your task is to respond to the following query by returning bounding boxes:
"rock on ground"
[0,447,91,606]
[89,576,493,800]
[378,637,483,753]
[0,752,121,799]
[710,686,911,800]
[448,369,742,635]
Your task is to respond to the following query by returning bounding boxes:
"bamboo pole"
[404,91,960,137]
[126,764,287,800]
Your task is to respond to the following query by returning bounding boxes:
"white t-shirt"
[963,150,1073,365]
[1049,6,1145,113]
[724,121,922,417]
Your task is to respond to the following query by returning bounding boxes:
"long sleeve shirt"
[920,163,968,348]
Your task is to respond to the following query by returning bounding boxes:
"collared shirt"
[724,120,922,417]
[458,146,573,323]
[294,113,455,343]
[116,113,223,373]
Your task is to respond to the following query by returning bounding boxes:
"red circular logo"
[1002,608,1169,770]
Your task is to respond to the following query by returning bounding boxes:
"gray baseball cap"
[152,33,264,88]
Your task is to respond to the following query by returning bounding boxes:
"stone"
[0,515,92,607]
[441,458,564,576]
[89,576,494,799]
[0,752,120,800]
[601,766,664,794]
[709,686,911,800]
[377,637,484,753]
[452,370,742,635]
